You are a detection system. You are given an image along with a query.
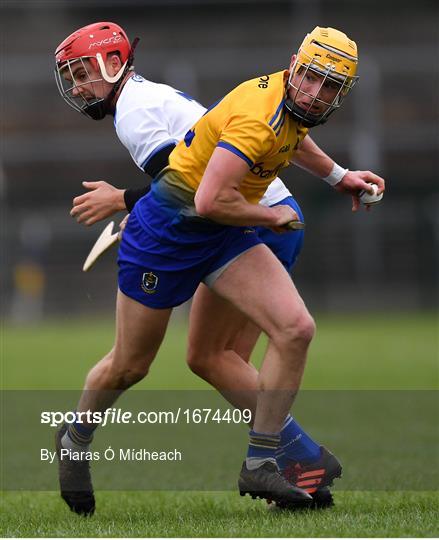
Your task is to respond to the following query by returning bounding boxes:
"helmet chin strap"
[96,53,129,83]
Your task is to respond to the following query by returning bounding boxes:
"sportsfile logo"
[89,35,123,50]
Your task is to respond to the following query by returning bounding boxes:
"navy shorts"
[118,191,261,309]
[257,196,305,272]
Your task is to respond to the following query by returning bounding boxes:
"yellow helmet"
[285,27,359,127]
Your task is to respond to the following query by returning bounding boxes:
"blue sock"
[66,415,96,447]
[246,430,280,470]
[277,415,321,468]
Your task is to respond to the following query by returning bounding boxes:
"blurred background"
[1,0,438,321]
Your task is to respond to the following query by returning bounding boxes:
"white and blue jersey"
[115,75,205,176]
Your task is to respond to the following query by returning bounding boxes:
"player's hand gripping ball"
[359,182,383,205]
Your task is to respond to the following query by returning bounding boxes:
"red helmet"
[54,22,135,120]
[55,22,131,70]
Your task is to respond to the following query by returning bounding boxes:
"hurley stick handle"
[285,220,305,231]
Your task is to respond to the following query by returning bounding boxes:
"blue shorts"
[118,190,261,309]
[256,196,305,272]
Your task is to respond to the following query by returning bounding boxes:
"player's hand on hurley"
[70,181,127,226]
[335,170,385,212]
[269,204,300,233]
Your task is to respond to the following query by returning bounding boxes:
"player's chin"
[296,103,323,116]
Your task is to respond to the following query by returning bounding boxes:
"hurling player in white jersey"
[54,22,384,516]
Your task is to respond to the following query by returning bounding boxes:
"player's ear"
[289,54,297,70]
[107,54,122,76]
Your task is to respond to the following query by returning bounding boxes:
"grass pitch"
[3,311,437,390]
[1,491,438,537]
[1,311,438,537]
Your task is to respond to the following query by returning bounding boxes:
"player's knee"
[295,312,316,345]
[109,354,152,388]
[273,311,315,350]
[186,346,213,378]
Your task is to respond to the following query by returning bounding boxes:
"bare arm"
[292,135,386,212]
[195,147,298,228]
[292,135,334,177]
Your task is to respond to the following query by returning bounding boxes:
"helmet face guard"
[285,27,359,127]
[54,22,137,120]
[55,56,110,120]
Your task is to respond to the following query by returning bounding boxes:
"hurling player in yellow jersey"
[120,26,383,506]
[57,26,385,513]
[121,26,383,504]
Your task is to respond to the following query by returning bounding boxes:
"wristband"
[124,185,150,212]
[322,163,348,186]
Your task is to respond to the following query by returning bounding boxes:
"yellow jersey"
[163,70,308,205]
